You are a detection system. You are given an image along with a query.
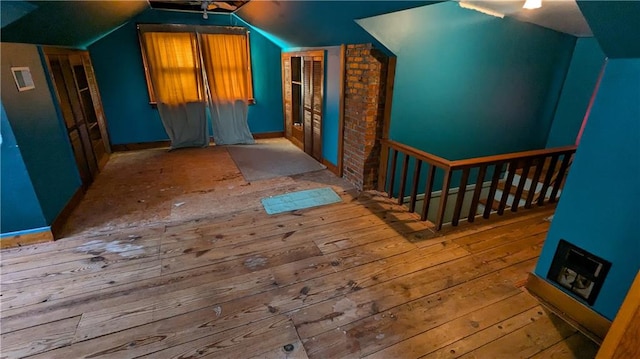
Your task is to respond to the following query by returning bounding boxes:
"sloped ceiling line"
[2,1,638,59]
[577,0,640,59]
[1,0,150,49]
[1,0,38,29]
[233,1,439,50]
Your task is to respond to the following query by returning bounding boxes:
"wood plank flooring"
[0,145,599,359]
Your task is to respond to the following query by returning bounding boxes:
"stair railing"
[378,139,577,230]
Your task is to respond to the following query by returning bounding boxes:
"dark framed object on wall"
[547,239,611,305]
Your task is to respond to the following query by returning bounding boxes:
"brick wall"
[343,44,389,190]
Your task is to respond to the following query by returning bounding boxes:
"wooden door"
[310,57,323,160]
[282,54,303,150]
[302,57,313,155]
[69,54,109,169]
[282,53,292,140]
[44,49,111,189]
[282,50,323,161]
[46,54,96,187]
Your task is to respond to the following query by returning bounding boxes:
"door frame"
[281,50,325,161]
[42,47,111,188]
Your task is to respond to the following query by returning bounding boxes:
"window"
[140,31,202,104]
[138,24,254,105]
[200,33,252,102]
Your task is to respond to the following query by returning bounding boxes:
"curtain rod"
[137,24,247,35]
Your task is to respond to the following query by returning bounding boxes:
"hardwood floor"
[0,145,599,358]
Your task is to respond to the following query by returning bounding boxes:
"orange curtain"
[141,32,202,105]
[200,34,250,102]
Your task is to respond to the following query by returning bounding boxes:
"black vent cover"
[548,239,611,305]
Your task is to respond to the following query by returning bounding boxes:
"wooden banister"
[381,140,451,169]
[448,145,577,170]
[378,139,576,230]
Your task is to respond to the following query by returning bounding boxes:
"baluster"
[498,161,517,215]
[537,155,559,206]
[380,143,575,227]
[377,142,389,192]
[397,154,410,205]
[511,158,532,212]
[409,159,422,213]
[387,149,398,199]
[452,168,470,226]
[468,165,487,222]
[525,156,544,209]
[483,163,504,219]
[435,169,453,230]
[420,165,436,221]
[549,153,572,202]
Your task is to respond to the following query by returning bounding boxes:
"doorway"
[43,48,111,189]
[282,50,324,161]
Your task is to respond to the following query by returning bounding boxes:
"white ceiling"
[457,0,592,37]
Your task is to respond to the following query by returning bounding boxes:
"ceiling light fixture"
[523,0,542,10]
[458,1,505,18]
[201,0,210,19]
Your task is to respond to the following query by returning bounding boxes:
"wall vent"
[547,239,611,305]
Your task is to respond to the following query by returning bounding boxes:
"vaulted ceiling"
[0,1,639,58]
[456,0,592,37]
[1,0,149,48]
[234,1,437,49]
[577,0,640,58]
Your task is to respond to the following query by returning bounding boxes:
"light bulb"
[523,0,542,9]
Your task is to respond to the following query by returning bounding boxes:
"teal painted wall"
[357,2,575,160]
[89,9,283,145]
[546,38,605,148]
[323,46,342,166]
[1,101,47,233]
[232,15,285,136]
[534,59,640,320]
[0,42,81,224]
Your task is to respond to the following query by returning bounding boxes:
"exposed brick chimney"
[343,44,390,191]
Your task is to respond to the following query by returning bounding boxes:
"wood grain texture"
[253,131,286,139]
[0,147,598,359]
[0,229,54,249]
[526,273,611,342]
[610,306,640,359]
[597,270,640,359]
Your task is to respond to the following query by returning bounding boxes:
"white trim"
[11,67,35,92]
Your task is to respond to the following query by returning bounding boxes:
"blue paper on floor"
[261,187,342,215]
